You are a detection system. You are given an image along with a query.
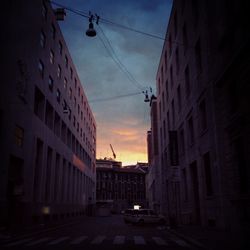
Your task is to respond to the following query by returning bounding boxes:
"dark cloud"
[55,0,172,164]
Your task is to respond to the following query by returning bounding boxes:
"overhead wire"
[97,25,145,91]
[89,92,142,103]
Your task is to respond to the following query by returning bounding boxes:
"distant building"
[96,159,147,213]
[153,0,250,230]
[0,1,96,227]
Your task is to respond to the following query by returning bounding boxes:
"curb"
[167,228,210,250]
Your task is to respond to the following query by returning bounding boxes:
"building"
[0,0,96,227]
[96,159,147,213]
[153,0,250,230]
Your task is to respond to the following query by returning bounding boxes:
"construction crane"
[110,144,116,159]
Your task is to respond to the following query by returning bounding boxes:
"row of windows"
[181,152,213,203]
[34,86,94,167]
[39,2,95,134]
[34,137,94,204]
[159,98,207,159]
[38,57,95,142]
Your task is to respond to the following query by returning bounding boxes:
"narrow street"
[0,215,198,250]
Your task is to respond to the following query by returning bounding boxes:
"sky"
[53,0,173,166]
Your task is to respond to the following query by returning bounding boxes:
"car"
[123,208,166,225]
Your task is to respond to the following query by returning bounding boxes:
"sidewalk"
[168,225,250,250]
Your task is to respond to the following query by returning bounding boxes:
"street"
[0,215,199,250]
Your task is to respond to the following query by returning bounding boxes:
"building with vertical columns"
[0,0,96,227]
[96,159,147,213]
[154,0,250,230]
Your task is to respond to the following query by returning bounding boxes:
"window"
[195,38,202,73]
[81,111,83,120]
[74,78,77,89]
[164,51,167,73]
[65,55,68,68]
[56,89,61,103]
[48,76,53,91]
[42,1,47,19]
[51,24,56,39]
[81,95,83,104]
[34,87,45,120]
[64,77,67,89]
[77,122,79,132]
[171,99,175,127]
[73,116,76,127]
[78,87,80,97]
[78,104,80,115]
[59,41,63,55]
[165,80,169,102]
[40,30,46,48]
[69,87,72,99]
[199,99,207,131]
[183,23,188,53]
[182,168,188,201]
[175,48,179,74]
[185,66,190,97]
[203,152,213,196]
[177,85,181,112]
[174,12,177,38]
[50,50,54,64]
[169,34,172,55]
[179,128,185,155]
[162,91,165,111]
[74,97,76,107]
[70,67,73,79]
[38,60,44,78]
[170,65,173,87]
[14,125,24,147]
[57,65,61,78]
[188,116,194,145]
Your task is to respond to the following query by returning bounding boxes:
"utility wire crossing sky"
[52,0,173,165]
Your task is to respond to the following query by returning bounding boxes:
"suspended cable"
[89,92,142,103]
[97,25,145,91]
[50,1,166,41]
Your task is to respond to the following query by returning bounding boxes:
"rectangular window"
[165,80,169,102]
[59,41,63,55]
[185,65,190,97]
[57,65,61,78]
[34,87,45,120]
[170,65,173,87]
[42,1,47,19]
[162,91,165,111]
[50,50,54,64]
[64,77,67,89]
[78,87,80,97]
[175,48,179,74]
[171,99,175,127]
[51,24,56,39]
[40,30,46,48]
[48,76,53,91]
[38,60,44,78]
[183,23,188,53]
[195,38,202,73]
[65,55,68,68]
[199,99,207,131]
[54,112,61,137]
[69,87,72,99]
[164,51,167,73]
[174,12,177,38]
[179,128,185,155]
[14,125,24,147]
[169,34,172,55]
[70,67,73,79]
[45,101,54,130]
[182,168,188,201]
[203,152,213,196]
[73,116,76,127]
[177,85,181,112]
[56,89,61,103]
[188,116,194,145]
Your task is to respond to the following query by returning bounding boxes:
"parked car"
[123,208,166,225]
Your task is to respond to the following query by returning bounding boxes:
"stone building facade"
[96,159,147,213]
[153,0,250,230]
[0,0,96,227]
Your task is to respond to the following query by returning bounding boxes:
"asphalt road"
[0,215,199,250]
